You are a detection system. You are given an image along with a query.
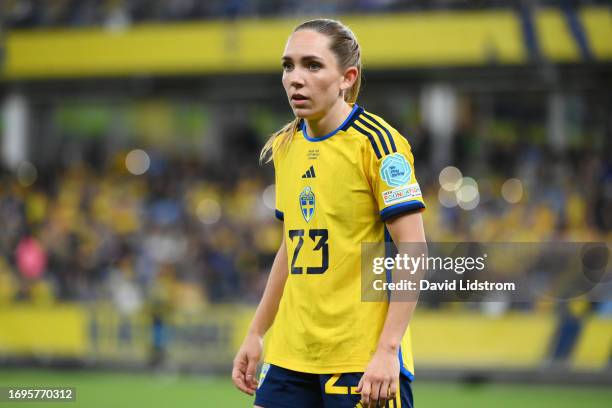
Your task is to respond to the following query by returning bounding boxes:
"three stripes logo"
[302,165,316,179]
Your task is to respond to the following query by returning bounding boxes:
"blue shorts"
[254,363,414,408]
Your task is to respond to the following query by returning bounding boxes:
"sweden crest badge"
[299,186,315,222]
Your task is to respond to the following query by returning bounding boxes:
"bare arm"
[232,236,289,395]
[248,237,289,337]
[358,212,425,407]
[376,212,424,354]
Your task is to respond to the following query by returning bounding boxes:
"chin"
[291,107,311,119]
[292,106,320,120]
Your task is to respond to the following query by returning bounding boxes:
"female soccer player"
[232,19,426,408]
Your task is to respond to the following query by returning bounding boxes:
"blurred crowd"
[1,0,608,29]
[0,153,282,312]
[422,134,612,244]
[0,120,610,313]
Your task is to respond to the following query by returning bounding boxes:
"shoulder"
[346,106,410,159]
[271,120,302,162]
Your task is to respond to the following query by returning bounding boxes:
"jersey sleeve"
[364,129,425,222]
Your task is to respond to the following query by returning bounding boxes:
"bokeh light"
[263,184,276,210]
[460,177,478,189]
[125,149,150,175]
[196,199,221,225]
[439,173,481,210]
[458,194,480,210]
[438,166,463,191]
[501,178,524,203]
[17,161,37,187]
[456,184,479,203]
[438,187,458,208]
[456,177,480,210]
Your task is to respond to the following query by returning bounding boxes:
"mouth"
[291,94,309,102]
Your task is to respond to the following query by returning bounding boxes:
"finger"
[356,375,364,393]
[246,356,259,390]
[232,365,253,395]
[232,356,246,378]
[359,377,371,407]
[377,380,390,407]
[369,379,381,407]
[370,382,380,408]
[389,377,399,401]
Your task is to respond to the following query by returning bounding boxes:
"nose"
[287,69,305,89]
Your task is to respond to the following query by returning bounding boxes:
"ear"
[340,66,359,92]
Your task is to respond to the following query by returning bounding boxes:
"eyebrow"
[281,54,324,62]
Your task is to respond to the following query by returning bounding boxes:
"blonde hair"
[259,19,362,163]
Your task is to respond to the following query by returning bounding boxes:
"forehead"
[283,29,333,60]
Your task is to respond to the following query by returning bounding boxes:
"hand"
[232,332,263,395]
[356,347,400,408]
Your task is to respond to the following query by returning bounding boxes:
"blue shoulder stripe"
[356,117,390,156]
[352,122,382,159]
[275,209,284,221]
[362,112,397,153]
[340,106,364,131]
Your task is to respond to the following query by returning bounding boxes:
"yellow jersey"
[265,104,425,379]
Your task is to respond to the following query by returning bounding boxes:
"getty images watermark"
[361,242,611,302]
[371,252,516,292]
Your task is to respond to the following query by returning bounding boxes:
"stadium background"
[0,0,611,407]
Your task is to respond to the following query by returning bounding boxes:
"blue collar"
[301,104,360,142]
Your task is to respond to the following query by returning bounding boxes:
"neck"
[304,100,353,138]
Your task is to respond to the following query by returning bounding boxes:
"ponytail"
[259,118,300,164]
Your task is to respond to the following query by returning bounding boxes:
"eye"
[308,62,322,71]
[282,62,294,71]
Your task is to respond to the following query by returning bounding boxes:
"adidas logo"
[302,166,316,179]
